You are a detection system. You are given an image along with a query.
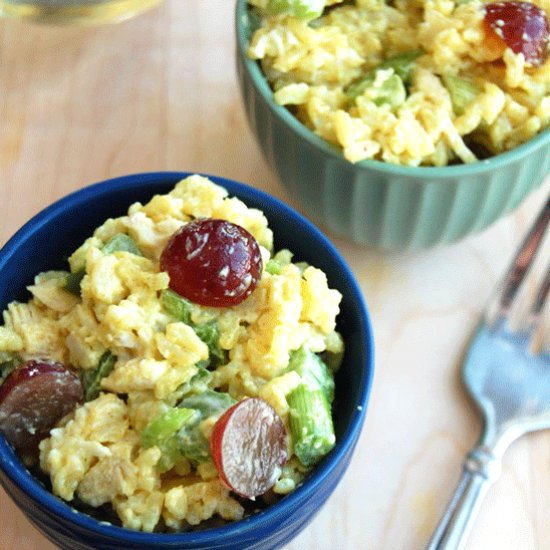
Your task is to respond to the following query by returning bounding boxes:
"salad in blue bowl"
[0,172,374,549]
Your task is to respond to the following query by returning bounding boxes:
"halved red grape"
[0,360,83,452]
[484,2,549,66]
[210,398,288,499]
[160,218,263,307]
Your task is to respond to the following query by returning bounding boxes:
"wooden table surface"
[1,2,549,549]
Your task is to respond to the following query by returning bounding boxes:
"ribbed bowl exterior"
[0,172,374,550]
[236,0,550,250]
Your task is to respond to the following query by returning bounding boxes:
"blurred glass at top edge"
[0,0,164,24]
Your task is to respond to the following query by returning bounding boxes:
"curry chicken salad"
[247,0,550,165]
[0,175,344,532]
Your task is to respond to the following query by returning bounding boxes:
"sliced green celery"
[141,408,198,448]
[176,366,212,397]
[379,49,424,84]
[80,351,117,402]
[161,289,226,369]
[266,259,283,275]
[266,250,294,275]
[157,436,185,473]
[177,423,211,463]
[141,407,199,472]
[161,289,193,325]
[371,74,406,109]
[441,74,480,115]
[102,233,143,256]
[179,389,236,419]
[176,390,236,463]
[63,234,141,297]
[194,322,226,368]
[288,385,335,467]
[64,269,86,297]
[346,49,424,102]
[287,347,335,403]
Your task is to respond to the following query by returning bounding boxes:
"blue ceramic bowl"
[0,172,374,550]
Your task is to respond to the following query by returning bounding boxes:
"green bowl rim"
[235,0,550,179]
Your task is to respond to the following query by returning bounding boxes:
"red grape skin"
[0,360,83,454]
[160,218,263,307]
[210,398,288,499]
[483,2,549,66]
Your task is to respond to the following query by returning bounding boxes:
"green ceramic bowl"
[235,0,550,250]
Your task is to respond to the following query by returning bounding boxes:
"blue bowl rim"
[235,0,550,178]
[0,171,375,545]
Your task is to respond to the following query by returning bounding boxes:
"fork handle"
[426,445,501,550]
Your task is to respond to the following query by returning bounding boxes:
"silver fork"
[427,196,550,550]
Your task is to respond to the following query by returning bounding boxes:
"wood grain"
[0,1,549,549]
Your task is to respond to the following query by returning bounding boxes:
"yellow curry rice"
[247,0,550,166]
[0,176,343,531]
